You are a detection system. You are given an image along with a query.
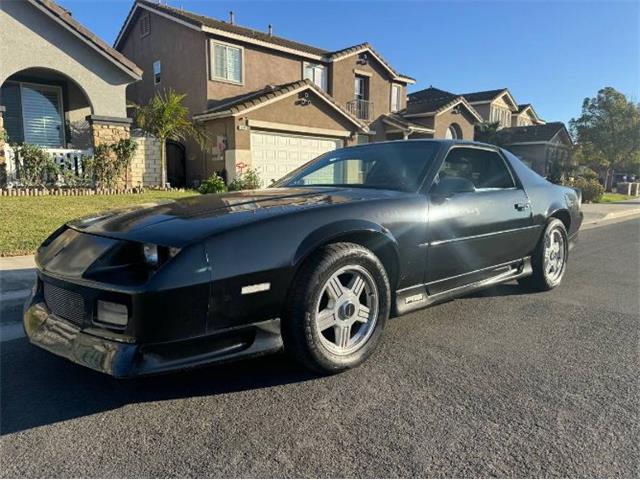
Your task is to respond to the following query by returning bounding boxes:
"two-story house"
[511,104,545,127]
[115,1,415,187]
[459,88,546,129]
[400,87,484,140]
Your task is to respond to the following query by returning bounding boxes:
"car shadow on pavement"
[0,337,318,435]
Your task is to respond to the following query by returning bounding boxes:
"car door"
[425,146,536,294]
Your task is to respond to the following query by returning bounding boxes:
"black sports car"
[24,140,582,377]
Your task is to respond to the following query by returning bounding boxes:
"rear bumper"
[24,297,283,378]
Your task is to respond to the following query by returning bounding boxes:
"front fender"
[293,219,400,270]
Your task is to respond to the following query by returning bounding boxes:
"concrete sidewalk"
[581,198,640,227]
[0,255,36,341]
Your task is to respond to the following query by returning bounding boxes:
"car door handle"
[514,202,530,211]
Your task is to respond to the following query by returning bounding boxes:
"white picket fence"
[3,145,92,184]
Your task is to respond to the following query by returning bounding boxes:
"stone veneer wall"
[130,133,161,187]
[87,115,133,187]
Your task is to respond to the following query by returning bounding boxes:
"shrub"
[228,169,263,191]
[13,143,59,186]
[199,173,227,194]
[564,176,604,203]
[88,139,138,188]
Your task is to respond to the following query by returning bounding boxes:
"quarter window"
[211,42,242,83]
[303,62,327,91]
[437,148,515,190]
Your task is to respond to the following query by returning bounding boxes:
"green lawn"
[594,192,633,203]
[0,190,198,257]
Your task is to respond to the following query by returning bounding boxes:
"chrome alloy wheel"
[314,265,379,356]
[543,227,566,284]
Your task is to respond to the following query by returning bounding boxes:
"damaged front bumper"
[24,296,283,379]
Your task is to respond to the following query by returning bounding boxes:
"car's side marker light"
[241,283,271,294]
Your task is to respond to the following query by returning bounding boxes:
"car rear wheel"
[282,242,390,374]
[518,218,568,291]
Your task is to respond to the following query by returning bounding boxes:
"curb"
[582,210,640,229]
[601,208,640,220]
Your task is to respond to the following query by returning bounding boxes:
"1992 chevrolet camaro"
[24,140,582,377]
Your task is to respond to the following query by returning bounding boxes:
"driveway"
[1,219,639,477]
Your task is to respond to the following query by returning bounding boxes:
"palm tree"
[135,89,204,188]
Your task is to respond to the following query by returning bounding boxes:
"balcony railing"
[346,99,373,121]
[3,145,92,185]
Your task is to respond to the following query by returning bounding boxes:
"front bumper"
[24,298,283,378]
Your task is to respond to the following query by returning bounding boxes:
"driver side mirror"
[431,176,476,198]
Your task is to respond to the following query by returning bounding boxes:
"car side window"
[437,148,515,190]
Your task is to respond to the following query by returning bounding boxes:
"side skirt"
[394,257,532,316]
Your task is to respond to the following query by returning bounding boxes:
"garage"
[250,130,343,186]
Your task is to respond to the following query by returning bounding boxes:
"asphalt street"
[1,219,638,477]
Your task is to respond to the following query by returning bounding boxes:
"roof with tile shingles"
[193,79,367,130]
[115,2,413,81]
[33,0,142,78]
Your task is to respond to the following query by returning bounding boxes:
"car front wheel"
[282,242,391,374]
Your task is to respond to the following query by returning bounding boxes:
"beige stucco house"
[115,0,416,187]
[460,88,546,129]
[0,0,143,185]
[399,87,484,141]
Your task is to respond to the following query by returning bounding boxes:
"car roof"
[342,139,499,150]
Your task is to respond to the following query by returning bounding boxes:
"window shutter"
[317,66,327,91]
[227,46,241,82]
[214,44,226,79]
[0,83,24,144]
[21,85,64,148]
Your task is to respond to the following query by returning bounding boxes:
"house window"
[303,62,327,91]
[153,60,161,85]
[355,76,368,101]
[0,81,65,148]
[211,41,243,84]
[140,14,150,38]
[391,84,401,113]
[445,124,461,140]
[490,107,511,127]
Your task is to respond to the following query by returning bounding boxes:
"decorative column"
[0,106,6,187]
[87,115,133,187]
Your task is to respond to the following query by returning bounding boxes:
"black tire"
[518,218,569,292]
[281,242,391,374]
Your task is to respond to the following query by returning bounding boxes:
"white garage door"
[250,131,342,186]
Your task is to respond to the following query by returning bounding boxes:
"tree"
[474,121,501,145]
[570,87,640,190]
[135,89,204,188]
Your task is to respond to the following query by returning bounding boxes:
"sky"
[57,0,639,125]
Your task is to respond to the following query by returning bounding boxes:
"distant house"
[499,122,573,176]
[461,88,545,129]
[399,87,484,140]
[511,104,544,127]
[0,0,143,184]
[114,0,416,187]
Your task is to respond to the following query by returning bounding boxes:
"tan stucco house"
[459,88,546,129]
[0,0,143,184]
[114,0,416,187]
[400,87,484,141]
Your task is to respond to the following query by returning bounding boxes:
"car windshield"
[273,142,440,192]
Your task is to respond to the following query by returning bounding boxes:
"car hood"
[67,187,406,247]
